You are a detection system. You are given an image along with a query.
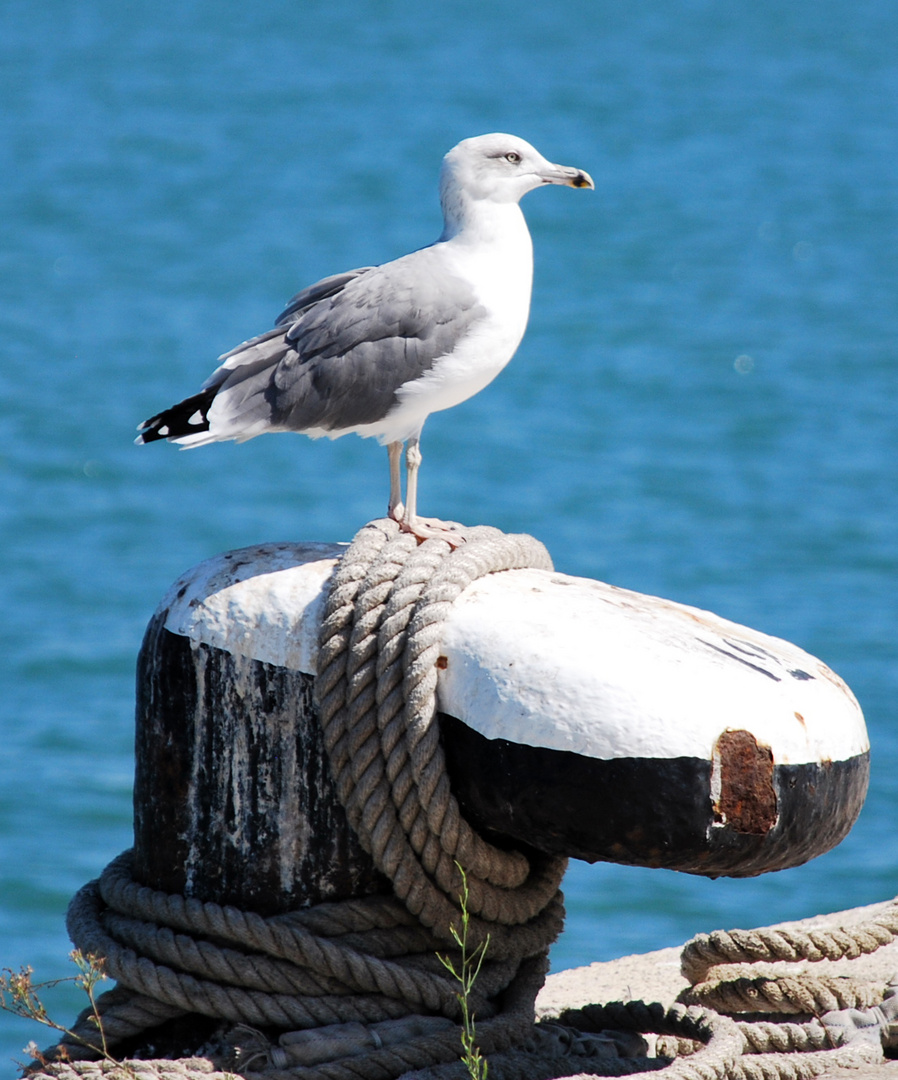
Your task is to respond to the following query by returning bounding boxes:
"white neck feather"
[439,188,529,246]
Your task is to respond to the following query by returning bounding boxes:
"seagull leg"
[400,436,465,546]
[403,436,423,528]
[386,441,404,522]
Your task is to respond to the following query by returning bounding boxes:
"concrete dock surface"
[537,898,898,1078]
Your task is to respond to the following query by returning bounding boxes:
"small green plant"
[0,949,131,1074]
[437,865,490,1080]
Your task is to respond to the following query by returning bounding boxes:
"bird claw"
[400,516,467,548]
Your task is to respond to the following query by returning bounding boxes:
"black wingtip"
[135,387,218,445]
[135,416,168,444]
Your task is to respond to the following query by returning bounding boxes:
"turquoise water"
[2,0,897,1065]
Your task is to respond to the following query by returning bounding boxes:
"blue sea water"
[1,0,897,1066]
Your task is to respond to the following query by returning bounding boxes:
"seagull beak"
[539,163,595,190]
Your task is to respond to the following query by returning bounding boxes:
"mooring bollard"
[132,536,869,918]
[35,524,875,1078]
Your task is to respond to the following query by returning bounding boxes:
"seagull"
[136,133,593,541]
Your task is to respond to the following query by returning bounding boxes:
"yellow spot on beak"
[569,170,595,190]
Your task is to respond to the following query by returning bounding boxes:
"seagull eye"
[505,151,522,164]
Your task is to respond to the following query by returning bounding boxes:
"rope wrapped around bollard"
[313,519,567,940]
[27,519,898,1079]
[29,521,629,1078]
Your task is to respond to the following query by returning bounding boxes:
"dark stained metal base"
[440,713,870,878]
[133,621,387,913]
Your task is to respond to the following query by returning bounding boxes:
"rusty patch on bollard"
[712,729,777,834]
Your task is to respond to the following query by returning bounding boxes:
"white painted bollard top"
[156,541,869,877]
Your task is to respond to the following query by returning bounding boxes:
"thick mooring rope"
[656,906,898,1079]
[27,520,898,1079]
[314,519,567,939]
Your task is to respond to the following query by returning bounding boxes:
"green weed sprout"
[437,864,490,1080]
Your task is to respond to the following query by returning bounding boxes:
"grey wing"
[268,250,487,432]
[206,266,378,381]
[203,249,486,440]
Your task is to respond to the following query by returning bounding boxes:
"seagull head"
[440,133,594,211]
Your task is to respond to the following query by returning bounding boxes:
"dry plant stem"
[0,950,134,1076]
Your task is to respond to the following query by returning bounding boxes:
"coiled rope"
[26,520,898,1079]
[662,908,898,1078]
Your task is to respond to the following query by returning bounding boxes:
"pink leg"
[399,436,465,546]
[386,441,404,523]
